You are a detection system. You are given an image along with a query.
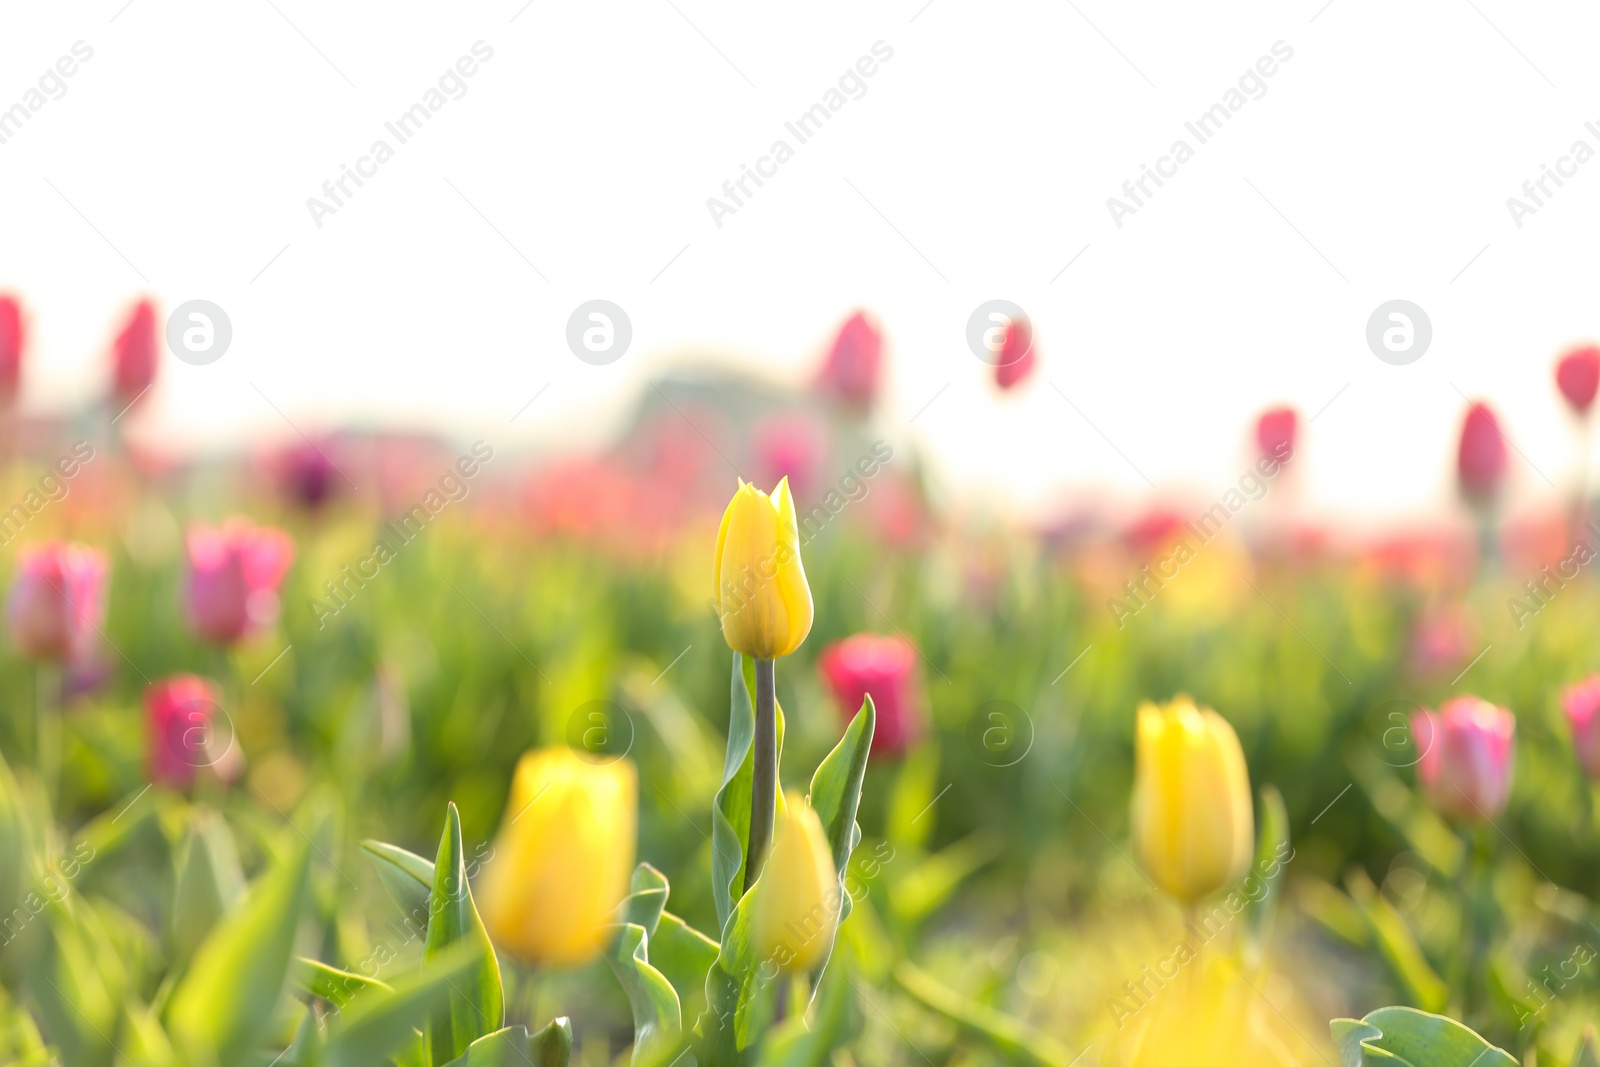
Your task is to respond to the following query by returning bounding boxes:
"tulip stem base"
[745,657,777,894]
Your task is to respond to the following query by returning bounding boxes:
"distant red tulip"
[112,299,158,404]
[5,542,108,661]
[753,414,823,501]
[1561,676,1600,779]
[1457,402,1508,502]
[994,319,1036,391]
[1255,406,1297,461]
[819,634,923,757]
[277,439,341,511]
[1411,696,1514,821]
[1556,344,1600,415]
[815,311,882,409]
[0,295,23,400]
[146,675,228,789]
[183,519,294,643]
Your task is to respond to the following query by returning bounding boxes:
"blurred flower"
[146,675,229,789]
[752,791,838,973]
[1457,402,1507,503]
[275,438,341,511]
[477,747,637,966]
[815,310,882,409]
[819,634,923,757]
[1411,696,1514,820]
[0,295,23,401]
[714,477,813,659]
[1254,406,1297,462]
[1561,676,1600,779]
[995,319,1036,391]
[5,542,107,661]
[1132,698,1254,904]
[753,413,824,502]
[183,519,295,644]
[112,298,158,405]
[1556,344,1600,416]
[1408,605,1472,677]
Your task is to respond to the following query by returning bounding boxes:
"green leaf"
[530,1018,574,1067]
[439,1022,573,1067]
[888,834,997,930]
[801,695,874,988]
[424,803,504,1066]
[605,923,684,1067]
[711,654,757,931]
[166,840,310,1067]
[169,812,245,971]
[323,945,484,1067]
[623,863,670,938]
[1329,1006,1516,1066]
[362,838,436,931]
[295,957,394,1009]
[1344,869,1447,1014]
[759,964,853,1067]
[894,963,1073,1067]
[1242,784,1291,955]
[651,912,719,1029]
[1573,1027,1600,1067]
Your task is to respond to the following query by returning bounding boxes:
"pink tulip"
[183,519,294,643]
[753,414,823,501]
[5,542,107,661]
[819,634,923,757]
[0,295,23,400]
[994,319,1036,391]
[1255,405,1297,462]
[1561,676,1600,779]
[1457,402,1508,503]
[1411,696,1515,820]
[276,438,341,511]
[112,299,158,404]
[1556,344,1600,416]
[146,675,225,788]
[815,311,883,409]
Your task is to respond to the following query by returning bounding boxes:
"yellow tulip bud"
[1131,698,1254,905]
[751,792,838,973]
[713,477,813,659]
[477,747,637,966]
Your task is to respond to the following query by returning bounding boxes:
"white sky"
[2,0,1599,524]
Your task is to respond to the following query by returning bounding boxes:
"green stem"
[37,662,60,815]
[745,658,777,894]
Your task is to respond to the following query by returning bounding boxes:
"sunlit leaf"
[423,803,503,1065]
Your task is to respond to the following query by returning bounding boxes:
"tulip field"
[2,302,1600,1066]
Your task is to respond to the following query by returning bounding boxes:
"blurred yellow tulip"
[476,747,636,966]
[1131,698,1253,905]
[751,792,838,973]
[713,478,813,659]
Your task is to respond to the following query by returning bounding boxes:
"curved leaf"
[894,963,1071,1067]
[531,1017,574,1067]
[624,863,669,939]
[606,923,683,1067]
[711,655,757,930]
[424,803,503,1065]
[362,838,436,931]
[802,696,874,989]
[1330,1006,1516,1067]
[323,945,484,1067]
[295,957,393,1009]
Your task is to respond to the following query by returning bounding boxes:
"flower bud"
[815,310,882,409]
[5,542,107,662]
[1132,698,1254,904]
[1254,405,1297,463]
[819,634,922,757]
[0,295,24,401]
[1411,696,1515,821]
[1563,676,1600,779]
[752,792,838,974]
[477,747,637,967]
[146,675,233,789]
[1557,344,1600,416]
[994,319,1036,391]
[1457,402,1507,503]
[713,478,813,659]
[112,299,158,405]
[183,519,294,644]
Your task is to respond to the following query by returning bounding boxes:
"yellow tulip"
[476,747,636,966]
[751,792,838,973]
[713,477,813,659]
[1131,698,1253,905]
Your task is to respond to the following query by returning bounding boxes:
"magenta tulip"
[815,311,883,409]
[146,675,227,788]
[819,634,923,757]
[0,295,23,401]
[112,299,158,404]
[5,542,108,661]
[1561,676,1600,779]
[1457,402,1508,503]
[1411,696,1515,820]
[183,520,294,643]
[1556,344,1600,416]
[1255,405,1297,462]
[994,319,1036,391]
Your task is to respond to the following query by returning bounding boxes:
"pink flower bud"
[5,542,108,661]
[1457,402,1508,503]
[112,299,158,404]
[145,675,226,789]
[1561,676,1600,779]
[818,634,923,757]
[1556,344,1600,416]
[815,311,882,409]
[0,295,23,401]
[1255,405,1297,462]
[1411,696,1515,820]
[994,319,1036,391]
[183,519,295,644]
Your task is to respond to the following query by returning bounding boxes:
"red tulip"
[276,438,341,511]
[1410,696,1514,820]
[1561,676,1600,779]
[112,299,158,404]
[1457,402,1508,502]
[183,519,294,643]
[146,675,226,789]
[994,319,1036,391]
[1255,405,1297,461]
[0,295,23,400]
[815,311,882,409]
[1556,344,1600,416]
[818,634,923,757]
[5,542,107,661]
